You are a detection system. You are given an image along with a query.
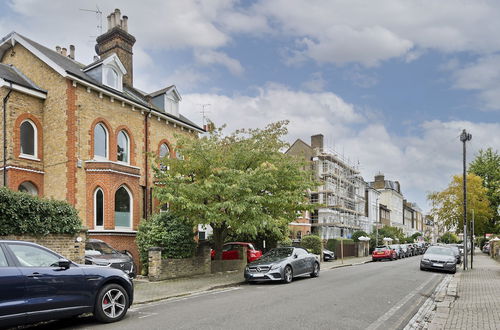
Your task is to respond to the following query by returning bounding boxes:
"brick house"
[0,9,203,266]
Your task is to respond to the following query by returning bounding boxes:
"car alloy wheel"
[283,266,293,284]
[94,284,129,323]
[310,262,320,278]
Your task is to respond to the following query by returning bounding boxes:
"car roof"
[87,239,105,243]
[224,242,253,246]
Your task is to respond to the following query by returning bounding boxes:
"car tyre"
[94,283,129,323]
[310,262,320,278]
[283,265,293,284]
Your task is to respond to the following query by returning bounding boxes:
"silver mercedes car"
[244,247,320,283]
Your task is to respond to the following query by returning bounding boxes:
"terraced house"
[0,9,203,265]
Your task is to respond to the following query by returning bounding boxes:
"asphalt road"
[21,256,446,330]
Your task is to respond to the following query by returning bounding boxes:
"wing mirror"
[58,258,71,270]
[293,254,298,259]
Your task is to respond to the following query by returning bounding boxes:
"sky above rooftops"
[1,0,499,213]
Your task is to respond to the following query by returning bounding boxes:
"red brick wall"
[7,167,44,196]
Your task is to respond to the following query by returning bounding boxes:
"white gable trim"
[0,78,47,99]
[0,33,67,77]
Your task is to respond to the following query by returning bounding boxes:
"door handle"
[27,272,41,278]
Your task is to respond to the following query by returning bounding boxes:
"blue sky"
[1,0,499,212]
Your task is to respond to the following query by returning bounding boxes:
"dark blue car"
[0,240,134,327]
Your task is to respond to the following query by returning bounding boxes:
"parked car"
[211,242,262,263]
[0,240,134,327]
[244,247,320,283]
[85,239,137,278]
[482,243,490,254]
[447,244,462,264]
[400,244,410,258]
[372,246,397,261]
[420,245,457,274]
[389,244,403,259]
[322,249,335,261]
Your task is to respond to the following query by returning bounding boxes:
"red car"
[372,246,397,261]
[211,242,262,262]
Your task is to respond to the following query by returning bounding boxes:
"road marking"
[366,274,438,330]
[130,287,242,311]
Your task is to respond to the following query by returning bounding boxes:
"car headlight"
[270,264,281,271]
[245,266,249,272]
[93,260,111,266]
[422,258,430,263]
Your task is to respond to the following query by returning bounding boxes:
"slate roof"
[0,63,46,93]
[1,32,203,131]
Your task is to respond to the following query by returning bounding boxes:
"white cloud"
[452,55,500,110]
[301,72,326,92]
[194,50,244,76]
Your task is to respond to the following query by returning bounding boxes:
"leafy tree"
[411,232,423,240]
[154,121,316,260]
[300,235,322,254]
[351,230,368,242]
[469,148,500,233]
[438,232,458,244]
[428,174,492,235]
[136,212,196,272]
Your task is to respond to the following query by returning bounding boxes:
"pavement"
[133,255,373,304]
[405,250,500,330]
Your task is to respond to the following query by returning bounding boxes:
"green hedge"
[136,212,196,273]
[0,188,82,236]
[300,235,322,254]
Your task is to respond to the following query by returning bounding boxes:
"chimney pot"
[69,45,75,59]
[110,13,116,28]
[115,9,121,27]
[122,16,128,32]
[56,46,61,53]
[107,15,112,31]
[61,47,67,56]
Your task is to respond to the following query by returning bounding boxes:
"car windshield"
[426,246,455,256]
[375,247,388,251]
[389,245,398,249]
[86,242,117,255]
[262,248,293,259]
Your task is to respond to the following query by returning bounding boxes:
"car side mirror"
[293,254,298,259]
[58,258,71,270]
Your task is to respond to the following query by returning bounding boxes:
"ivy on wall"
[0,188,82,236]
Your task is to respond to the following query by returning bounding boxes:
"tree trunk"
[212,224,227,260]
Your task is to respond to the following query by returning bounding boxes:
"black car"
[323,249,335,261]
[244,247,320,283]
[85,239,137,278]
[0,240,134,327]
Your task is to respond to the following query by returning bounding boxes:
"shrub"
[438,232,459,244]
[0,187,81,236]
[301,235,322,254]
[136,212,196,272]
[278,237,293,247]
[352,230,368,242]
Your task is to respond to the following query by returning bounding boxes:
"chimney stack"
[311,134,324,151]
[61,47,67,57]
[69,45,75,59]
[96,9,136,86]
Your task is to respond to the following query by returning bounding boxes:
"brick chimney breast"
[311,134,324,151]
[95,9,136,87]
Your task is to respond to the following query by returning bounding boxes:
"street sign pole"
[460,129,472,271]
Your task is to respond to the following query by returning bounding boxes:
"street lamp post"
[460,129,472,271]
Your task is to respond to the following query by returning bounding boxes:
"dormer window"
[83,53,126,92]
[104,66,119,90]
[149,85,182,117]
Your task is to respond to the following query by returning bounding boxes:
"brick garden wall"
[1,229,88,264]
[148,244,212,281]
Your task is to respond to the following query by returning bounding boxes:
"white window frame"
[18,181,38,196]
[103,65,122,91]
[114,185,133,230]
[94,123,109,161]
[94,188,104,229]
[19,119,38,160]
[117,130,130,164]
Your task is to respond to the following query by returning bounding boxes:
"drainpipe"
[3,82,13,187]
[144,111,149,217]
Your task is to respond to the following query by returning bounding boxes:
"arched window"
[117,131,129,163]
[94,123,108,159]
[175,149,184,160]
[159,143,170,158]
[18,181,38,196]
[20,120,37,157]
[115,186,131,228]
[94,188,104,228]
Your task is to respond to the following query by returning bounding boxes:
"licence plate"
[433,263,444,267]
[251,273,264,278]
